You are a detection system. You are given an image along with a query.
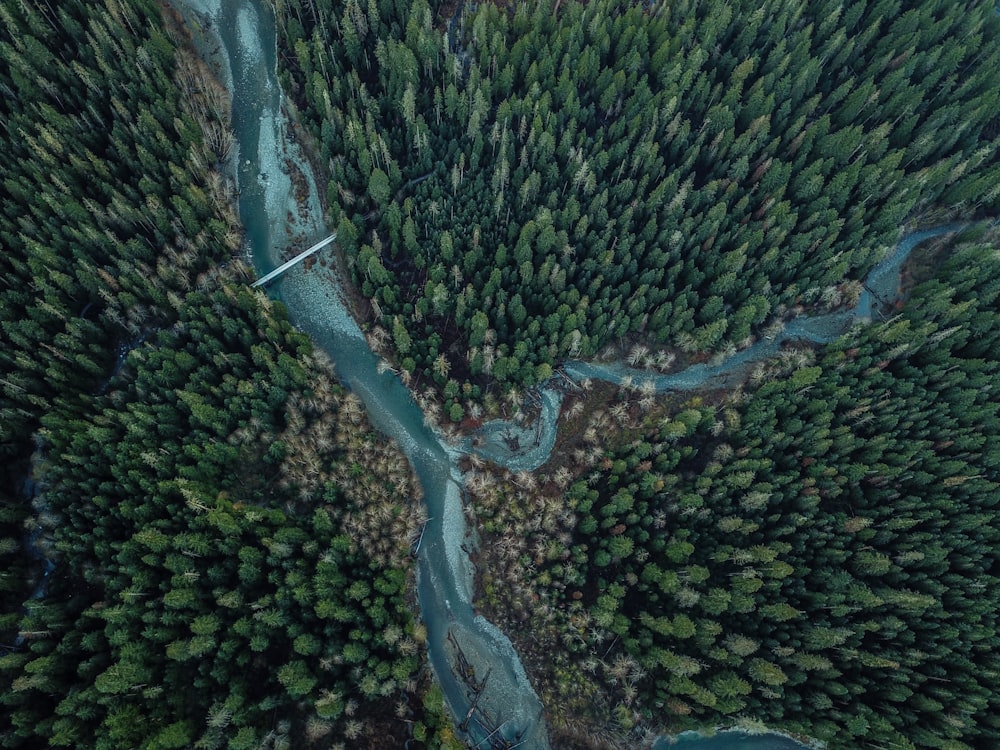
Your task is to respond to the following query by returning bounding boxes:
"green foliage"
[0,493,33,647]
[417,684,466,750]
[2,285,423,749]
[484,234,1000,747]
[0,2,427,747]
[277,0,1000,398]
[0,0,240,451]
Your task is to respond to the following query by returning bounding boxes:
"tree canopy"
[0,1,444,746]
[471,231,1000,748]
[278,0,1000,401]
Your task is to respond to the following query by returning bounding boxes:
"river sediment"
[171,1,551,746]
[168,2,971,747]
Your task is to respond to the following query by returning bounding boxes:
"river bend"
[172,1,962,747]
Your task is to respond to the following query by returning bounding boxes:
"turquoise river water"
[172,1,961,747]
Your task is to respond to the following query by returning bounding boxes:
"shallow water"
[857,225,964,319]
[560,224,961,396]
[173,2,962,746]
[191,0,549,745]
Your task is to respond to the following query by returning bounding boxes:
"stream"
[171,2,961,747]
[173,0,548,746]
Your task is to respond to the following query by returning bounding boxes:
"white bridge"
[251,233,337,287]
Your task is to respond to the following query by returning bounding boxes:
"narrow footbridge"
[251,233,337,287]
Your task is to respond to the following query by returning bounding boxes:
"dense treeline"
[0,0,238,448]
[277,0,1000,400]
[0,481,34,654]
[0,1,448,747]
[4,288,426,748]
[0,0,234,688]
[472,232,1000,748]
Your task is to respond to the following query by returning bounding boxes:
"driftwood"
[447,629,527,749]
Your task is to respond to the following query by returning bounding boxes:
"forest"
[3,0,1000,748]
[0,1,454,747]
[470,229,1000,749]
[276,0,1000,411]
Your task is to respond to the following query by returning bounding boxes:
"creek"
[173,0,548,746]
[172,1,961,747]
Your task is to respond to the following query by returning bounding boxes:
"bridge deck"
[251,233,336,287]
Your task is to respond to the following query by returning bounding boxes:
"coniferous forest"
[471,229,1000,748]
[1,1,451,747]
[3,0,1000,749]
[276,0,1000,407]
[275,0,1000,746]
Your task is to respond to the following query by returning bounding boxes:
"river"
[173,0,549,746]
[170,1,961,747]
